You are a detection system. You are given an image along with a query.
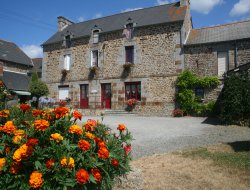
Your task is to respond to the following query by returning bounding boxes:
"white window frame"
[91,50,98,67]
[92,30,99,44]
[58,86,69,100]
[64,54,71,71]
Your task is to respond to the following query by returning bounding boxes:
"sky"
[1,0,250,58]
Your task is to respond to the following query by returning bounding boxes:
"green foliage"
[0,81,9,110]
[28,80,49,98]
[31,72,39,82]
[0,106,133,189]
[176,70,219,116]
[218,71,250,126]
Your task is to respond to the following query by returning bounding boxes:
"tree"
[28,72,49,108]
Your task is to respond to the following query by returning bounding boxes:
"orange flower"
[13,144,33,162]
[60,157,75,169]
[2,121,16,134]
[53,107,69,119]
[78,140,91,152]
[84,119,97,132]
[13,129,26,144]
[10,162,21,174]
[111,159,119,167]
[0,110,9,118]
[34,119,50,131]
[26,138,39,146]
[117,124,126,132]
[50,133,63,142]
[76,169,89,185]
[0,158,6,171]
[97,141,106,148]
[85,132,95,139]
[98,147,109,159]
[13,135,23,144]
[73,111,82,120]
[14,129,25,136]
[29,171,44,189]
[32,109,44,117]
[91,168,102,182]
[68,125,83,136]
[20,104,30,112]
[46,159,55,170]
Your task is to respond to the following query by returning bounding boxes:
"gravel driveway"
[80,116,250,158]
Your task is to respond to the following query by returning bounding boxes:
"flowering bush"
[172,109,184,117]
[0,104,132,189]
[127,99,137,107]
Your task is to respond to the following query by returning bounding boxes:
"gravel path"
[79,116,250,159]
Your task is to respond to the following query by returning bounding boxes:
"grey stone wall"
[0,60,31,74]
[43,22,183,116]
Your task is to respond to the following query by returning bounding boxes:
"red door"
[101,83,111,109]
[80,84,89,109]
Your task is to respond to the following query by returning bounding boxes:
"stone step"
[104,109,137,116]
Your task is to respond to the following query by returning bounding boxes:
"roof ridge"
[0,39,17,46]
[75,2,179,25]
[193,19,250,31]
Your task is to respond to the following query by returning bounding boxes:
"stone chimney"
[0,62,3,80]
[57,16,74,31]
[180,0,190,7]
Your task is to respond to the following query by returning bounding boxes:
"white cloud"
[21,45,43,58]
[190,0,223,14]
[121,7,142,13]
[93,13,103,19]
[78,16,85,22]
[157,0,170,5]
[230,0,250,16]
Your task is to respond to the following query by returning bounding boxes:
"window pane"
[125,46,134,63]
[64,55,71,70]
[92,50,98,67]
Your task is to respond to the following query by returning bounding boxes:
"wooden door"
[80,84,89,109]
[101,83,111,109]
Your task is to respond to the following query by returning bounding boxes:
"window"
[195,88,204,98]
[58,86,69,100]
[91,50,98,67]
[125,46,134,64]
[65,35,71,48]
[64,54,71,70]
[122,23,134,39]
[217,51,229,77]
[93,30,99,44]
[125,82,141,100]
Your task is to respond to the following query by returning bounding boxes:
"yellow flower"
[29,171,44,189]
[60,157,75,169]
[13,150,22,162]
[0,158,6,171]
[13,135,23,144]
[68,125,83,136]
[50,133,63,142]
[85,132,95,139]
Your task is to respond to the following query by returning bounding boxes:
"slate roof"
[32,58,42,73]
[43,2,187,45]
[0,39,33,67]
[186,20,250,45]
[3,71,30,91]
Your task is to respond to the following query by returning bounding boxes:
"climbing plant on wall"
[176,70,220,116]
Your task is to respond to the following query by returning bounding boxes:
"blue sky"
[1,0,250,58]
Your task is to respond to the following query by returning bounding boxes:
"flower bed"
[0,104,132,189]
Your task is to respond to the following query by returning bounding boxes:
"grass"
[180,144,250,171]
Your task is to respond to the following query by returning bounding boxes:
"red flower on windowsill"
[127,98,137,107]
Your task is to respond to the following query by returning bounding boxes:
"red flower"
[46,159,55,170]
[91,168,102,182]
[117,124,126,132]
[73,111,82,120]
[98,147,109,159]
[20,104,30,112]
[78,140,91,152]
[32,109,44,117]
[111,159,119,167]
[124,144,132,155]
[26,138,39,146]
[76,169,89,185]
[84,119,97,132]
[53,107,69,119]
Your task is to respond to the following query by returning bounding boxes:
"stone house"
[184,20,250,101]
[0,39,33,99]
[42,0,192,116]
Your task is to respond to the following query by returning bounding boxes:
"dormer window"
[65,35,71,48]
[93,30,99,44]
[123,18,135,40]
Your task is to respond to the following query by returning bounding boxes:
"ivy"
[176,70,220,116]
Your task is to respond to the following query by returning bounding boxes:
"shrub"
[176,70,219,116]
[0,105,133,189]
[172,109,183,117]
[218,71,250,126]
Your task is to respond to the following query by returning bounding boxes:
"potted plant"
[123,62,133,69]
[126,98,138,111]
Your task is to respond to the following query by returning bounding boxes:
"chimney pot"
[57,16,74,31]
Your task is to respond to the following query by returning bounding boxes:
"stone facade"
[0,60,31,74]
[43,21,185,116]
